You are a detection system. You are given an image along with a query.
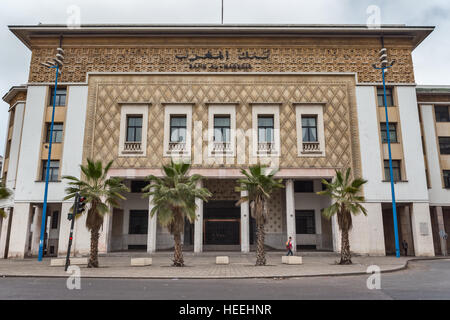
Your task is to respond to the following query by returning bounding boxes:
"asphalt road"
[0,259,449,300]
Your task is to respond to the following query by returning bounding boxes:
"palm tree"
[317,168,367,265]
[0,183,12,218]
[236,164,284,266]
[143,160,211,267]
[63,159,128,268]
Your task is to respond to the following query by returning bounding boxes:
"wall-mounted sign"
[174,49,271,70]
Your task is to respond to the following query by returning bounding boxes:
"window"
[128,210,148,234]
[257,115,274,143]
[444,171,450,189]
[119,105,148,156]
[380,123,398,143]
[41,160,59,181]
[384,160,401,182]
[438,137,450,155]
[294,180,314,193]
[208,105,236,156]
[130,180,147,193]
[296,104,325,156]
[301,116,318,142]
[377,88,394,107]
[321,179,331,191]
[435,106,450,122]
[45,123,63,143]
[295,210,316,234]
[213,116,231,142]
[126,116,142,142]
[170,116,187,143]
[49,88,67,106]
[51,211,59,229]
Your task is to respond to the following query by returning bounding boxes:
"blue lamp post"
[373,47,400,258]
[37,48,65,261]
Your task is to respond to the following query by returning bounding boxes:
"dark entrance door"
[204,201,240,245]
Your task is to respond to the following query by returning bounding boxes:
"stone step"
[216,256,230,265]
[50,258,88,267]
[282,256,303,265]
[131,258,152,266]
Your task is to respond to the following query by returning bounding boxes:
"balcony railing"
[212,142,232,154]
[123,141,143,153]
[168,142,187,153]
[302,141,321,153]
[257,142,276,153]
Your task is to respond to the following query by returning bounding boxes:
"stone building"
[0,24,448,258]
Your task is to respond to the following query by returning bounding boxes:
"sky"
[1,0,450,156]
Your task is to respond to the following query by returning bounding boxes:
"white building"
[0,24,447,259]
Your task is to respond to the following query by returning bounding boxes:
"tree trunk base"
[172,260,184,267]
[339,259,352,265]
[87,260,99,268]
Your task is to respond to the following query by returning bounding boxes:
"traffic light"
[77,196,86,214]
[67,211,74,221]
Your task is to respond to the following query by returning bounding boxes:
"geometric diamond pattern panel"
[83,74,361,177]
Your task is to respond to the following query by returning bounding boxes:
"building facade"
[0,24,447,259]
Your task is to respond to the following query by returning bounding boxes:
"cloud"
[0,0,449,154]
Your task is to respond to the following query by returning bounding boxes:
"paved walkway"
[0,251,419,279]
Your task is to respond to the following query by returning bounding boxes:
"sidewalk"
[0,252,417,279]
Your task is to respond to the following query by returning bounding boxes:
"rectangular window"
[41,160,59,181]
[126,116,142,142]
[380,122,398,143]
[444,170,450,189]
[295,210,316,234]
[128,210,148,235]
[45,123,63,143]
[49,88,67,106]
[51,211,59,229]
[321,179,331,191]
[435,106,450,122]
[301,116,318,142]
[257,115,274,143]
[384,160,401,182]
[130,180,147,193]
[294,180,314,193]
[438,137,450,155]
[213,115,231,142]
[377,88,394,107]
[170,116,187,143]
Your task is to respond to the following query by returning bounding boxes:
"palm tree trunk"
[255,223,266,266]
[173,232,184,267]
[340,228,352,265]
[88,226,100,268]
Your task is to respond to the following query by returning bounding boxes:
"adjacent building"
[0,24,447,259]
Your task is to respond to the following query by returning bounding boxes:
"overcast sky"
[1,0,450,156]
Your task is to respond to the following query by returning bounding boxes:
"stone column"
[7,203,32,259]
[436,206,448,256]
[98,207,113,254]
[410,202,435,257]
[285,179,296,252]
[240,190,250,253]
[30,205,43,256]
[194,180,203,253]
[57,202,73,257]
[0,208,12,258]
[147,194,157,253]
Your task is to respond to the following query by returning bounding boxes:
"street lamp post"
[373,47,401,258]
[37,48,65,261]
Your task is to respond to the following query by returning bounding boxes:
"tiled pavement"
[0,251,414,279]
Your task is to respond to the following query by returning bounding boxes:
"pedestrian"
[402,239,408,256]
[286,237,293,256]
